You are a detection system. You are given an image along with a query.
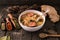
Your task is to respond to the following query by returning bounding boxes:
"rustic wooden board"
[0,30,5,37]
[21,29,31,40]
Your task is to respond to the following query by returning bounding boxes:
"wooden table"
[0,0,60,40]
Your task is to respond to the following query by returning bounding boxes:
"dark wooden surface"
[0,0,60,40]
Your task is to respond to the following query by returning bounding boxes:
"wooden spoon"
[39,33,60,38]
[6,18,12,31]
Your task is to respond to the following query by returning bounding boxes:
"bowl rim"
[18,10,45,28]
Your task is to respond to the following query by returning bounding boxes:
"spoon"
[36,8,50,22]
[43,7,50,14]
[6,18,12,31]
[39,33,60,38]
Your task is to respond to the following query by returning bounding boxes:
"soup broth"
[20,12,43,27]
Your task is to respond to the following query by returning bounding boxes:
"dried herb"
[13,19,21,30]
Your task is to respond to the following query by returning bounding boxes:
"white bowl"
[18,10,45,32]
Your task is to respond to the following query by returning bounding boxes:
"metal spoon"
[39,33,60,38]
[36,8,50,22]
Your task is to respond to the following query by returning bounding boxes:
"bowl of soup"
[18,10,45,31]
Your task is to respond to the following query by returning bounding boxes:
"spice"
[8,13,21,30]
[48,30,57,34]
[7,36,11,40]
[1,22,5,30]
[0,36,10,40]
[6,18,12,31]
[1,19,6,30]
[13,19,21,30]
[39,33,48,38]
[0,36,7,40]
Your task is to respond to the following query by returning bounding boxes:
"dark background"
[0,0,60,6]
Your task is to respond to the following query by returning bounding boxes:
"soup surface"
[20,12,43,27]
